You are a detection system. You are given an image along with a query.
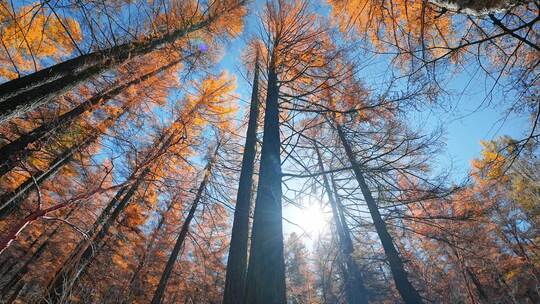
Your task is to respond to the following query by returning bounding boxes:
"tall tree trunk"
[0,105,130,218]
[45,168,148,303]
[0,136,94,218]
[0,1,245,123]
[335,122,424,304]
[0,58,181,177]
[314,143,369,304]
[245,61,287,304]
[150,145,218,304]
[223,54,260,304]
[125,198,176,303]
[0,195,86,255]
[0,208,75,302]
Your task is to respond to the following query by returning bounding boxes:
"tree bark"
[335,122,424,304]
[314,143,369,304]
[245,61,287,304]
[45,168,148,303]
[0,136,94,218]
[223,54,260,304]
[0,1,245,123]
[1,219,64,301]
[429,0,525,15]
[125,197,176,303]
[150,146,218,304]
[0,58,181,177]
[0,105,130,218]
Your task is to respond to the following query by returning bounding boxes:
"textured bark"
[0,58,181,178]
[335,122,424,304]
[0,105,130,218]
[0,136,94,218]
[0,208,75,301]
[150,147,218,304]
[245,62,287,304]
[222,55,260,304]
[45,169,148,303]
[314,143,369,304]
[0,1,245,123]
[429,0,526,15]
[125,199,175,302]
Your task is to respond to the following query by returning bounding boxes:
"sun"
[284,197,330,237]
[302,202,329,235]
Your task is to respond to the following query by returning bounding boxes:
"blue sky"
[215,0,528,175]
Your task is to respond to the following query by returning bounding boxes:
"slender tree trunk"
[314,143,369,304]
[45,168,148,303]
[150,146,218,304]
[0,202,68,255]
[0,1,245,123]
[223,54,260,304]
[0,105,130,217]
[0,136,94,218]
[0,208,75,300]
[0,58,181,177]
[245,61,287,304]
[125,198,176,303]
[335,122,424,304]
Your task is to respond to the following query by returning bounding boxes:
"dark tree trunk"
[125,198,176,303]
[223,54,260,304]
[0,1,245,123]
[245,62,287,304]
[335,122,424,304]
[45,169,148,303]
[150,146,218,304]
[0,135,95,218]
[0,208,75,301]
[0,58,181,177]
[314,143,369,304]
[0,105,130,218]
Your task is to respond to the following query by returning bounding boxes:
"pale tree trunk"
[0,135,95,218]
[245,60,287,304]
[429,0,525,15]
[335,122,424,304]
[314,143,369,304]
[150,145,219,304]
[223,54,260,304]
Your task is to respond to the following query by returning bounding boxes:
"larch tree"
[223,48,261,304]
[284,232,318,304]
[245,1,338,302]
[314,142,370,304]
[150,140,220,304]
[44,72,237,302]
[0,0,246,123]
[329,0,539,152]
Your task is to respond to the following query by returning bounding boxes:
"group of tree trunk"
[0,0,538,303]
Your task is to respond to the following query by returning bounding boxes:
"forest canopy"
[0,0,538,303]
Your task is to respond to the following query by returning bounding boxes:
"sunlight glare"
[294,198,329,237]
